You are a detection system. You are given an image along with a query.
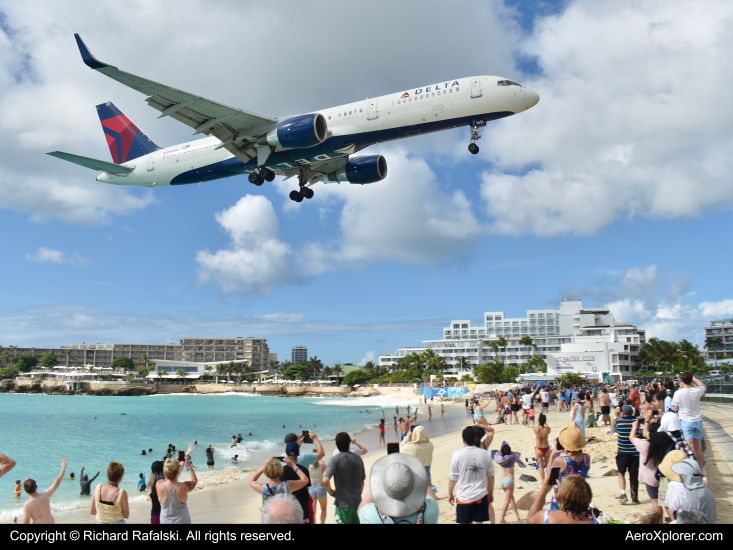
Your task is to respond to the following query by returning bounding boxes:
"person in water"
[237,434,243,443]
[79,466,100,496]
[232,455,239,463]
[141,450,147,456]
[68,473,75,480]
[14,480,21,498]
[231,436,237,448]
[138,473,146,492]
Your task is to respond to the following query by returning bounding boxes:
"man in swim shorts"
[599,387,611,426]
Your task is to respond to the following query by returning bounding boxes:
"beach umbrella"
[532,381,548,388]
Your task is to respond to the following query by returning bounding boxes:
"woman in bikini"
[248,456,308,505]
[378,413,386,448]
[491,442,524,523]
[547,425,590,511]
[473,398,491,426]
[533,414,552,480]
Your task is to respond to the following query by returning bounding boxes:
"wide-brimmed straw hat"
[659,450,686,482]
[558,424,587,452]
[369,453,428,518]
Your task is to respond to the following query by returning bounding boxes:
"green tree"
[176,369,188,380]
[519,336,534,373]
[343,370,370,385]
[474,360,504,384]
[204,365,213,380]
[157,369,168,381]
[40,352,59,369]
[14,354,38,372]
[705,337,724,368]
[719,362,731,373]
[455,355,470,374]
[215,364,227,383]
[111,357,136,371]
[62,349,72,368]
[268,360,280,379]
[496,337,508,366]
[559,372,584,385]
[400,352,426,373]
[281,363,309,381]
[1,350,12,367]
[460,374,474,382]
[331,363,344,378]
[137,367,150,378]
[320,366,333,379]
[308,356,324,379]
[501,366,519,383]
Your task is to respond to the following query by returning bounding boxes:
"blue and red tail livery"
[96,102,161,164]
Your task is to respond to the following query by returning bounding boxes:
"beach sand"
[53,399,732,524]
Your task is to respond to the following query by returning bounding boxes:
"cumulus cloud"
[596,265,733,344]
[274,149,483,275]
[195,195,301,293]
[480,0,733,236]
[25,247,90,266]
[359,351,377,366]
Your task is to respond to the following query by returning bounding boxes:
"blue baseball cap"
[285,441,300,456]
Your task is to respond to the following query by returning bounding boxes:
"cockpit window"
[497,80,522,87]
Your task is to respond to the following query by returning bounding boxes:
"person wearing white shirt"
[448,427,494,524]
[672,372,706,471]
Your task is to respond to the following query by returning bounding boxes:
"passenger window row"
[392,88,459,105]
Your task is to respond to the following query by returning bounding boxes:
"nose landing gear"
[289,166,316,202]
[468,125,481,155]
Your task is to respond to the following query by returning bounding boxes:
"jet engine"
[266,114,328,149]
[327,155,388,184]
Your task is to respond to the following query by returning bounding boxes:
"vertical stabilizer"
[96,102,161,163]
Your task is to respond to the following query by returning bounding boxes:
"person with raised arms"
[22,459,67,524]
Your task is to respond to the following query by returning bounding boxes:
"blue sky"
[1,0,732,365]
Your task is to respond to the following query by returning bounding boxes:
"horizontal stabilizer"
[47,151,134,175]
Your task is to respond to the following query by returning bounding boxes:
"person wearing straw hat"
[547,424,590,511]
[358,453,438,524]
[658,449,687,520]
[672,458,716,524]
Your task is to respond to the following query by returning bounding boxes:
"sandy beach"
[52,398,732,525]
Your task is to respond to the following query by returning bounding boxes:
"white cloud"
[599,265,733,344]
[25,246,90,266]
[359,351,377,366]
[480,0,733,236]
[274,149,483,275]
[195,195,301,293]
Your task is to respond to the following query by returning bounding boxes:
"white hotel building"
[379,298,646,381]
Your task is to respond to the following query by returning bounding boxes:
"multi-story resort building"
[704,319,733,361]
[379,298,646,381]
[291,345,308,364]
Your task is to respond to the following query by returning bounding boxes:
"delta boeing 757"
[49,34,539,202]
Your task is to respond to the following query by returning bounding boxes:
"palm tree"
[402,352,426,373]
[176,369,188,382]
[474,359,504,383]
[496,337,508,366]
[320,366,333,379]
[455,355,470,374]
[308,356,324,379]
[87,366,95,373]
[268,359,280,380]
[203,365,213,380]
[519,336,533,374]
[215,364,226,383]
[705,337,724,368]
[0,350,11,368]
[61,349,71,368]
[332,363,344,378]
[136,353,151,372]
[158,370,168,382]
[488,341,500,364]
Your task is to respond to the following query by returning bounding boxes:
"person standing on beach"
[672,371,707,471]
[393,416,398,437]
[428,405,432,421]
[534,414,552,480]
[492,443,524,523]
[441,403,445,417]
[206,445,215,470]
[147,461,165,524]
[448,427,493,524]
[599,387,611,426]
[378,414,386,448]
[400,414,418,441]
[0,453,17,480]
[21,459,67,524]
[281,452,312,523]
[157,444,198,524]
[613,405,640,505]
[323,432,366,524]
[90,462,130,524]
[79,466,100,496]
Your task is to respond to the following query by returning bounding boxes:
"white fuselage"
[98,75,538,186]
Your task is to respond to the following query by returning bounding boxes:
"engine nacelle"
[266,114,327,149]
[327,155,388,184]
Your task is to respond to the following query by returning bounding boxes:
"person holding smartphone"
[156,443,197,524]
[248,456,309,507]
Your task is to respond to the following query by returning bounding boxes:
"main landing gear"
[249,167,275,186]
[468,125,481,155]
[289,166,315,202]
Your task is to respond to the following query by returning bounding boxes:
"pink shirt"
[632,438,658,487]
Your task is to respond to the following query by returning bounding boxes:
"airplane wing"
[74,34,276,163]
[279,156,351,185]
[47,151,134,175]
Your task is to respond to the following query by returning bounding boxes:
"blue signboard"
[420,387,468,399]
[602,372,610,383]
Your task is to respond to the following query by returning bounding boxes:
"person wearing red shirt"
[629,385,641,415]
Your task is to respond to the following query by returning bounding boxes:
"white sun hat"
[369,453,428,518]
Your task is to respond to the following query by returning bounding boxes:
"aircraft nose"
[525,88,540,109]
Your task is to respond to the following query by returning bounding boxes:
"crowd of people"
[1,370,718,524]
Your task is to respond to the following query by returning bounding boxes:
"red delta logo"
[400,92,410,98]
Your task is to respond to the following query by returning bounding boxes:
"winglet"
[74,33,107,70]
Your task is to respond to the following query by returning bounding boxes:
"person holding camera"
[527,474,597,524]
[156,443,197,524]
[249,456,309,506]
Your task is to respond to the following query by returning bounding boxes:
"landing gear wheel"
[468,143,480,155]
[289,190,303,203]
[264,170,275,182]
[301,187,314,199]
[249,173,264,186]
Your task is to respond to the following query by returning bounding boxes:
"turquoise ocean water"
[0,392,404,521]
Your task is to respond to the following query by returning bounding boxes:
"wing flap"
[75,34,276,137]
[47,151,134,174]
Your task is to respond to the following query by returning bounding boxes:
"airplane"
[48,34,539,203]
